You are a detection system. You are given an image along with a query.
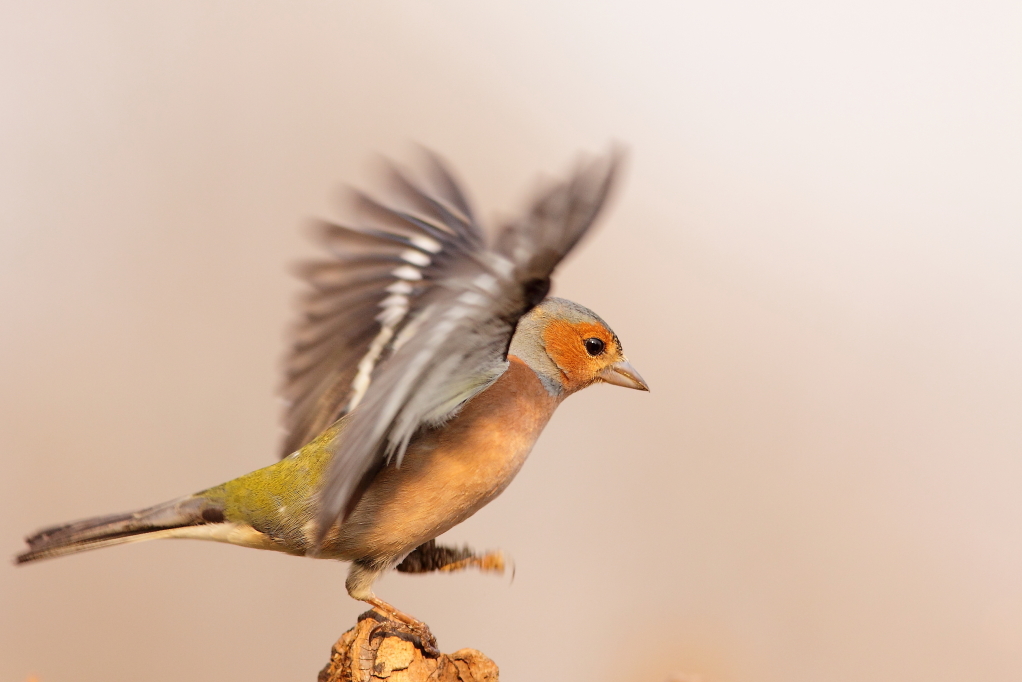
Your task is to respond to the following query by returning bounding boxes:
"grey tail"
[15,495,224,564]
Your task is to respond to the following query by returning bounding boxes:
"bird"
[16,148,648,642]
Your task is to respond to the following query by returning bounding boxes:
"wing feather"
[280,160,486,456]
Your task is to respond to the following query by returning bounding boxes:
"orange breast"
[330,357,561,562]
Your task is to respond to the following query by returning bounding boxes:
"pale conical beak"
[599,359,650,391]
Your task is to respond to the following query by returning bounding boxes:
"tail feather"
[16,495,222,564]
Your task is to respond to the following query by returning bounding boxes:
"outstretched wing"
[280,153,487,457]
[306,149,622,543]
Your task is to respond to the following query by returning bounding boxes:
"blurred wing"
[280,152,485,456]
[313,149,622,542]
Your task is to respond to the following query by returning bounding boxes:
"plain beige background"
[2,2,1020,681]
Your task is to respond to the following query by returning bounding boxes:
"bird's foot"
[362,597,440,658]
[396,540,510,577]
[437,549,507,575]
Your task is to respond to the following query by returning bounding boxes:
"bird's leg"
[361,596,439,657]
[363,596,426,628]
[395,539,508,576]
[347,559,439,656]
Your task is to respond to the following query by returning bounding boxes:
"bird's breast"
[328,357,560,562]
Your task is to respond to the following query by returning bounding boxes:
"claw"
[362,597,440,658]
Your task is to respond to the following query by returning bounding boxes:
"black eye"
[584,337,605,356]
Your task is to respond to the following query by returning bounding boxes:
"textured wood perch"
[318,610,499,682]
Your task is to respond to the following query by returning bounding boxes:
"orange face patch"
[541,319,615,381]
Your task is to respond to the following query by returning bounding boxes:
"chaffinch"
[17,149,648,641]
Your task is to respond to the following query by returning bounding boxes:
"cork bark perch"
[318,610,499,682]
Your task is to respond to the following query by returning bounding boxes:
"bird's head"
[509,297,649,396]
